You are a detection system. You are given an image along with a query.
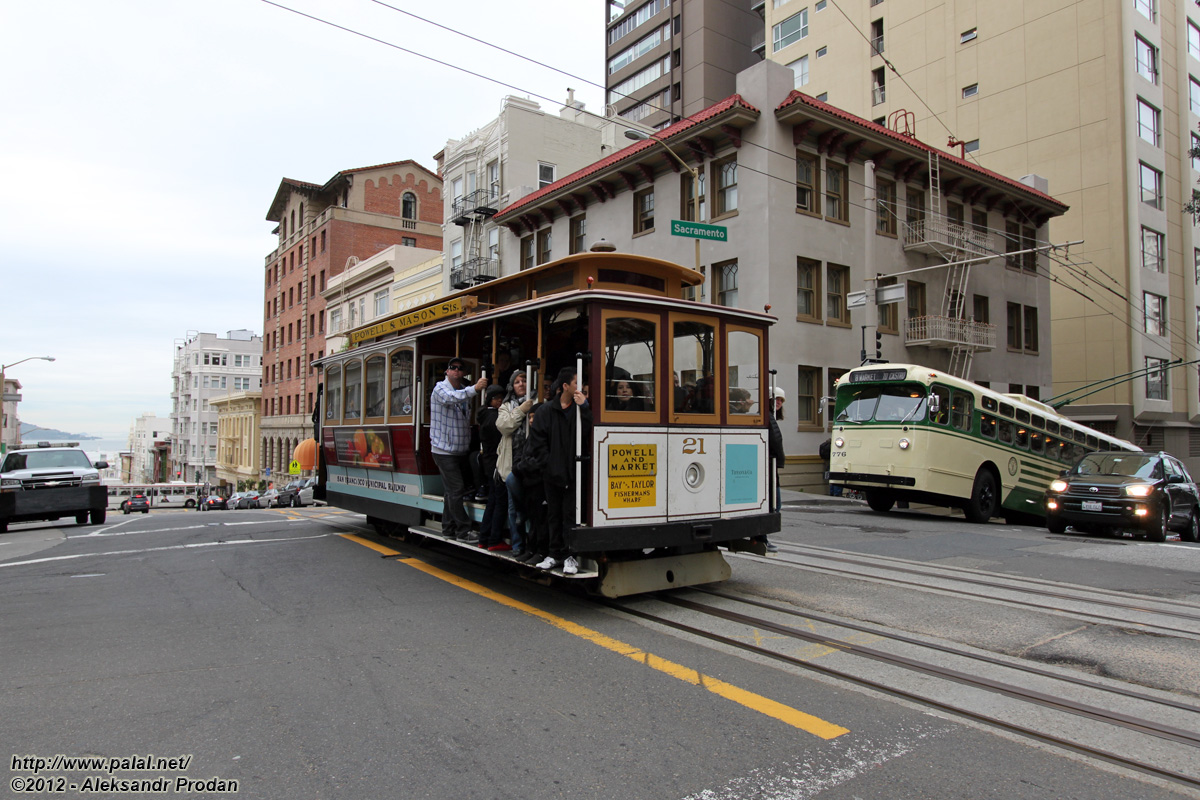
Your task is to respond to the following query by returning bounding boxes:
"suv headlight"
[1,478,21,489]
[1049,479,1068,493]
[1125,484,1153,497]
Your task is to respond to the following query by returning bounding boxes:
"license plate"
[1081,500,1103,512]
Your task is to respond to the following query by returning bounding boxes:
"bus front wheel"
[865,490,895,513]
[964,469,998,524]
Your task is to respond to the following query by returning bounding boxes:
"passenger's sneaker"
[522,552,543,565]
[765,541,779,553]
[458,533,480,545]
[535,556,558,570]
[562,556,579,575]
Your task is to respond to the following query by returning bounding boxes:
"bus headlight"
[1049,479,1068,493]
[1125,484,1153,497]
[833,437,844,448]
[898,438,910,450]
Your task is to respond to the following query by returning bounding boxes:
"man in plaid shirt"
[431,357,488,543]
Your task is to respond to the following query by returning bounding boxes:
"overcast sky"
[1,0,605,438]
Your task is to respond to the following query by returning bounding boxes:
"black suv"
[123,493,150,514]
[1044,451,1200,542]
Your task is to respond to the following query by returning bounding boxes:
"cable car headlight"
[1125,484,1153,497]
[898,438,910,450]
[1049,479,1068,493]
[833,436,845,448]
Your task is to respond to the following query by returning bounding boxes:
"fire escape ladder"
[928,150,942,219]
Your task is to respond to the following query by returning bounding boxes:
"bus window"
[1015,426,1029,449]
[1086,434,1098,450]
[603,312,657,414]
[1045,435,1059,459]
[875,387,926,422]
[326,365,342,421]
[950,391,973,431]
[671,317,718,415]
[980,414,997,439]
[727,328,763,421]
[982,395,998,412]
[1072,428,1086,444]
[1015,408,1030,424]
[931,387,950,425]
[364,355,386,419]
[1046,420,1060,435]
[344,360,362,419]
[1032,414,1045,429]
[998,419,1014,444]
[999,402,1014,418]
[837,386,880,422]
[389,348,414,418]
[1030,431,1044,454]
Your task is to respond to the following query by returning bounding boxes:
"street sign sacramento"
[670,220,728,241]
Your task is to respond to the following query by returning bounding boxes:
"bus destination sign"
[850,368,908,383]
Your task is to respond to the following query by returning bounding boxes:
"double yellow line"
[342,533,849,740]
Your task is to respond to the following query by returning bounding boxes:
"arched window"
[402,192,417,220]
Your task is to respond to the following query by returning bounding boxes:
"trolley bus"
[315,251,779,596]
[827,364,1140,523]
[106,482,203,511]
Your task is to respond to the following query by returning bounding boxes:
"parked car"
[122,493,150,514]
[260,488,282,508]
[277,479,315,508]
[1044,450,1200,542]
[232,491,262,510]
[200,495,228,511]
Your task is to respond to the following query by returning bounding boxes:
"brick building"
[261,160,442,482]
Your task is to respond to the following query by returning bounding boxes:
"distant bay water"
[24,434,131,463]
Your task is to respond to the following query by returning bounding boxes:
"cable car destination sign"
[349,296,477,344]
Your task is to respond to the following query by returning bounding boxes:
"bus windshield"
[837,385,927,423]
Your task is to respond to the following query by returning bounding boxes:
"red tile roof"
[776,90,1066,209]
[494,94,760,222]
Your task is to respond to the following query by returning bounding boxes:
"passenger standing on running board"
[528,365,591,574]
[430,357,488,544]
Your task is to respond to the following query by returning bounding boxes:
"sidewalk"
[779,487,864,507]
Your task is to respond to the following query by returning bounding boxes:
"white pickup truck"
[0,442,109,532]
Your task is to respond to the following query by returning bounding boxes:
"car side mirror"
[94,460,108,469]
[1167,474,1184,484]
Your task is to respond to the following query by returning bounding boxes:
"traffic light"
[875,329,883,359]
[176,471,181,478]
[195,470,201,482]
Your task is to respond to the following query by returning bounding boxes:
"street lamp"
[624,130,703,288]
[1,356,55,455]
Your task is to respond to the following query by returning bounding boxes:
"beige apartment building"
[758,0,1200,463]
[212,392,262,492]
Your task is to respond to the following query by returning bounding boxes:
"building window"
[1136,36,1158,83]
[796,366,818,425]
[1145,292,1166,336]
[827,264,849,324]
[538,163,556,188]
[971,208,988,235]
[634,187,655,234]
[773,9,808,51]
[796,151,820,214]
[1007,302,1022,349]
[973,294,989,324]
[1192,77,1200,115]
[402,236,416,247]
[1140,162,1163,209]
[876,178,896,235]
[878,277,898,334]
[608,56,670,105]
[536,227,552,265]
[451,239,463,270]
[1192,133,1200,170]
[907,280,926,320]
[451,177,463,209]
[1134,0,1154,22]
[905,187,925,230]
[1023,306,1039,352]
[1142,227,1165,272]
[816,92,828,102]
[520,235,534,270]
[402,192,417,219]
[797,257,821,321]
[682,171,706,222]
[961,27,977,43]
[825,162,848,223]
[964,139,979,153]
[608,24,664,74]
[488,227,500,261]
[713,260,738,307]
[712,156,738,217]
[569,215,587,254]
[1021,226,1037,273]
[1190,20,1200,60]
[872,67,886,105]
[962,83,979,98]
[1137,98,1161,146]
[1146,356,1168,399]
[374,289,389,318]
[487,160,500,200]
[787,55,809,88]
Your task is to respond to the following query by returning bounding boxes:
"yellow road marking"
[340,533,849,740]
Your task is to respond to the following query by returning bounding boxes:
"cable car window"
[344,360,362,419]
[604,315,657,413]
[325,365,342,420]
[727,328,763,419]
[389,348,414,418]
[672,318,717,414]
[364,355,386,418]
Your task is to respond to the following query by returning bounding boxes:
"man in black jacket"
[527,366,592,574]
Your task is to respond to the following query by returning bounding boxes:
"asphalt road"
[1,504,1197,799]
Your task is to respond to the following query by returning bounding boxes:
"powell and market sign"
[670,220,728,242]
[348,296,478,345]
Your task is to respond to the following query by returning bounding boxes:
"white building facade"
[170,330,263,487]
[128,412,170,483]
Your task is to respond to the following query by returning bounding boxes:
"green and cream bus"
[828,364,1140,523]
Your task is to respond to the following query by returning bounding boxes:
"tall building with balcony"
[436,95,605,292]
[170,330,263,487]
[261,161,442,482]
[604,0,762,130]
[494,60,1065,484]
[757,0,1200,465]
